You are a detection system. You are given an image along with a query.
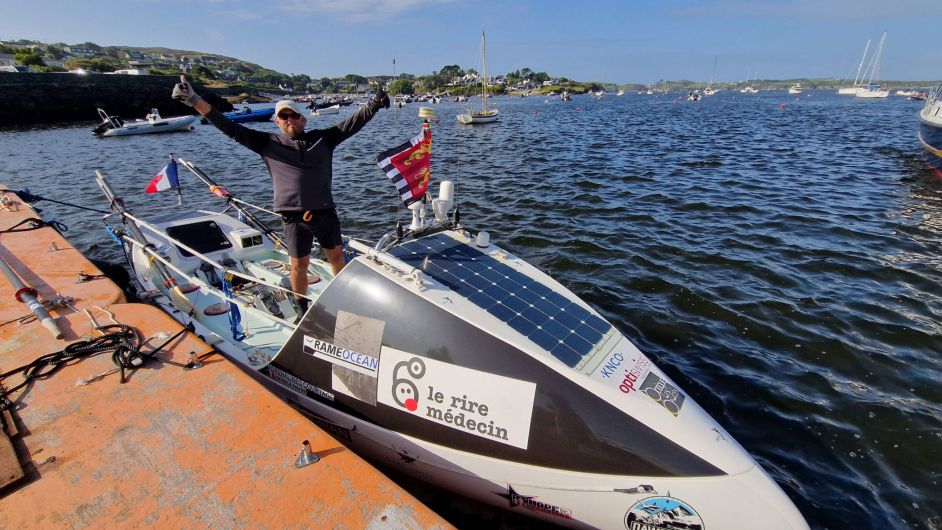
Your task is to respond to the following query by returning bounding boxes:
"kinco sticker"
[377,347,537,449]
[592,350,651,394]
[639,372,685,416]
[624,496,704,530]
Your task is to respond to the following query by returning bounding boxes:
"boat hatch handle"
[347,239,425,287]
[294,440,320,468]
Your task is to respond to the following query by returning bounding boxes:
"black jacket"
[204,101,381,212]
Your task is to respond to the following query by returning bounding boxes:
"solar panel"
[388,233,612,367]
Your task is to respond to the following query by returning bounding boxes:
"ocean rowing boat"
[94,140,808,529]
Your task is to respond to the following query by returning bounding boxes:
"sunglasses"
[278,112,301,120]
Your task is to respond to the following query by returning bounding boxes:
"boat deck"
[0,186,450,528]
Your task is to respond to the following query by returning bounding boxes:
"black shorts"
[281,209,343,258]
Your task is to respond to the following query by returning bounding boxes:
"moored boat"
[92,108,198,137]
[312,104,342,116]
[457,31,499,125]
[854,32,889,99]
[223,106,275,123]
[93,142,809,529]
[918,83,942,175]
[788,83,803,94]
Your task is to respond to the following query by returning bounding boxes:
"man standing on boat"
[171,75,389,315]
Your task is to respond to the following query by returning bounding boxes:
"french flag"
[145,159,179,194]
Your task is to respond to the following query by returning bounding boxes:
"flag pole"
[171,153,183,206]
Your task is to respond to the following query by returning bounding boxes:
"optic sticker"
[303,335,379,377]
[639,372,686,416]
[591,349,651,395]
[624,496,703,530]
[377,347,537,449]
[497,486,573,520]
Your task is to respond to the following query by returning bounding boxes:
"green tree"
[44,45,65,60]
[438,64,463,80]
[389,79,414,95]
[190,64,217,80]
[320,77,333,91]
[344,73,367,85]
[64,57,122,72]
[14,49,46,67]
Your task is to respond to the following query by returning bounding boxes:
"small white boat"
[856,83,889,98]
[740,86,758,94]
[855,32,889,99]
[92,108,197,137]
[788,83,803,94]
[457,108,499,124]
[616,90,625,96]
[457,31,499,125]
[837,39,871,95]
[896,89,917,97]
[311,104,341,116]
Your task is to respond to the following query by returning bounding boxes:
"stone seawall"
[0,73,232,127]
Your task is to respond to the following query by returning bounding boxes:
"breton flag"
[375,124,431,206]
[145,158,180,194]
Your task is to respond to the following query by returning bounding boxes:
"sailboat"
[703,57,719,95]
[740,71,758,94]
[856,32,889,99]
[837,39,871,95]
[457,31,499,124]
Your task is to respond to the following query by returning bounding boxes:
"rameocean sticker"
[377,347,537,449]
[639,372,686,416]
[624,496,704,530]
[303,335,379,377]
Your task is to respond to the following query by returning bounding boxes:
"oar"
[0,251,63,339]
[95,171,195,315]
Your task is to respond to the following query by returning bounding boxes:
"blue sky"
[3,0,941,84]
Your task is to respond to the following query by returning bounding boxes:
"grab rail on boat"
[347,238,425,287]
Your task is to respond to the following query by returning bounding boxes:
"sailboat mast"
[481,31,488,109]
[868,32,886,85]
[853,39,871,87]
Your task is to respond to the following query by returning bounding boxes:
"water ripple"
[2,91,940,528]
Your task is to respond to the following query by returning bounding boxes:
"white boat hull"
[98,115,198,137]
[855,89,889,98]
[313,104,341,115]
[837,87,862,95]
[457,109,499,124]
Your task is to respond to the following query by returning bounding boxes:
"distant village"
[0,39,582,96]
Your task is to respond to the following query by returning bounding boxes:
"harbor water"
[1,91,940,529]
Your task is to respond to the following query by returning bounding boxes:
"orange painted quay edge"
[0,187,452,528]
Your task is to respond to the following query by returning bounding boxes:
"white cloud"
[206,28,225,41]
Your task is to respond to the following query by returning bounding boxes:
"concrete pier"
[0,186,451,529]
